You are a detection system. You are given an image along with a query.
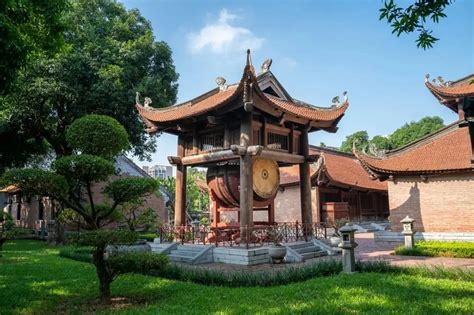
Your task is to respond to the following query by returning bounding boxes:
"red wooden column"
[174,135,187,227]
[299,128,313,236]
[240,110,253,245]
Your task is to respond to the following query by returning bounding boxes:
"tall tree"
[1,0,178,168]
[340,131,369,153]
[0,0,66,94]
[379,0,453,49]
[389,116,444,148]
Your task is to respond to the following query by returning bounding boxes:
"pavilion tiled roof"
[136,85,240,123]
[279,147,387,191]
[425,74,474,112]
[0,185,20,193]
[265,95,349,122]
[354,122,474,177]
[136,58,348,131]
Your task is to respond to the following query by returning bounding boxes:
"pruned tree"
[379,0,453,49]
[1,114,157,301]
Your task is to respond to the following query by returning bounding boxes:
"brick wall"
[91,175,167,226]
[388,172,474,232]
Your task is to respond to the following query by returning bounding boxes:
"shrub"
[59,247,93,263]
[138,233,157,242]
[107,252,169,275]
[395,241,474,258]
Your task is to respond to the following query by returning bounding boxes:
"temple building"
[355,74,474,233]
[136,51,349,244]
[269,146,388,224]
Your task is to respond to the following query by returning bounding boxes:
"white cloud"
[188,9,264,54]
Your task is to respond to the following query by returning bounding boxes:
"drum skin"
[206,159,279,208]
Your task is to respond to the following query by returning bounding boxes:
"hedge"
[395,240,474,258]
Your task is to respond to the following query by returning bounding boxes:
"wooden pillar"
[224,123,231,149]
[299,128,313,236]
[240,111,253,244]
[174,135,187,227]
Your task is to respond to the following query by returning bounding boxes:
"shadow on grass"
[1,240,473,315]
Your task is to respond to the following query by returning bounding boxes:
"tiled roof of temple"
[354,122,474,178]
[136,52,349,133]
[425,74,474,112]
[280,147,387,191]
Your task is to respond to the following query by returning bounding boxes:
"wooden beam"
[230,145,247,156]
[258,149,305,164]
[180,149,239,166]
[192,129,198,155]
[247,145,263,156]
[167,156,181,165]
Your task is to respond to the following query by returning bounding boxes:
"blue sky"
[122,0,474,168]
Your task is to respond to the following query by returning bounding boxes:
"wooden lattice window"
[200,131,224,152]
[267,132,288,151]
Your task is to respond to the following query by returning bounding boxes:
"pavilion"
[136,51,348,244]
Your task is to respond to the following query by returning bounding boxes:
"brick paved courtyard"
[183,233,474,273]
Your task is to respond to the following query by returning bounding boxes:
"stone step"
[176,245,209,251]
[287,242,315,250]
[301,251,327,260]
[295,245,321,255]
[169,254,193,263]
[169,249,199,257]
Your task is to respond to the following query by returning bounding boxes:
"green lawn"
[1,241,473,314]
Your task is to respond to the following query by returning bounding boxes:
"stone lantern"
[400,216,416,249]
[338,223,358,273]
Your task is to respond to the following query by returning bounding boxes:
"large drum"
[207,158,280,208]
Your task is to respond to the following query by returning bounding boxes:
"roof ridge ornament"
[426,74,453,87]
[215,77,228,91]
[261,58,272,73]
[136,92,152,108]
[331,91,348,106]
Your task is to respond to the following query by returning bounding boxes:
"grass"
[395,240,474,258]
[1,240,473,314]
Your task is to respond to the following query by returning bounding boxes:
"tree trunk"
[93,245,112,302]
[54,219,65,245]
[0,238,6,257]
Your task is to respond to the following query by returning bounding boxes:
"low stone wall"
[213,247,270,265]
[374,231,474,242]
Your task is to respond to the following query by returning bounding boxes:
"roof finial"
[135,92,141,106]
[246,49,251,66]
[261,58,272,73]
[425,74,430,83]
[331,91,348,106]
[215,77,228,91]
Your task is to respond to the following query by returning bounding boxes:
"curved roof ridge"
[380,121,460,158]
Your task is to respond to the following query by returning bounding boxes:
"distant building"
[355,73,474,233]
[1,155,168,231]
[142,164,173,179]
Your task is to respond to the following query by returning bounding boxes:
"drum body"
[206,158,280,208]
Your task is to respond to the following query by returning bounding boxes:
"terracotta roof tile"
[279,148,386,191]
[318,150,387,191]
[265,95,349,122]
[136,85,239,123]
[355,124,473,175]
[426,82,474,98]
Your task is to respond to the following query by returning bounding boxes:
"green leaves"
[66,115,129,159]
[105,177,158,204]
[341,116,445,153]
[68,230,139,248]
[379,0,452,49]
[0,168,68,200]
[53,154,116,183]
